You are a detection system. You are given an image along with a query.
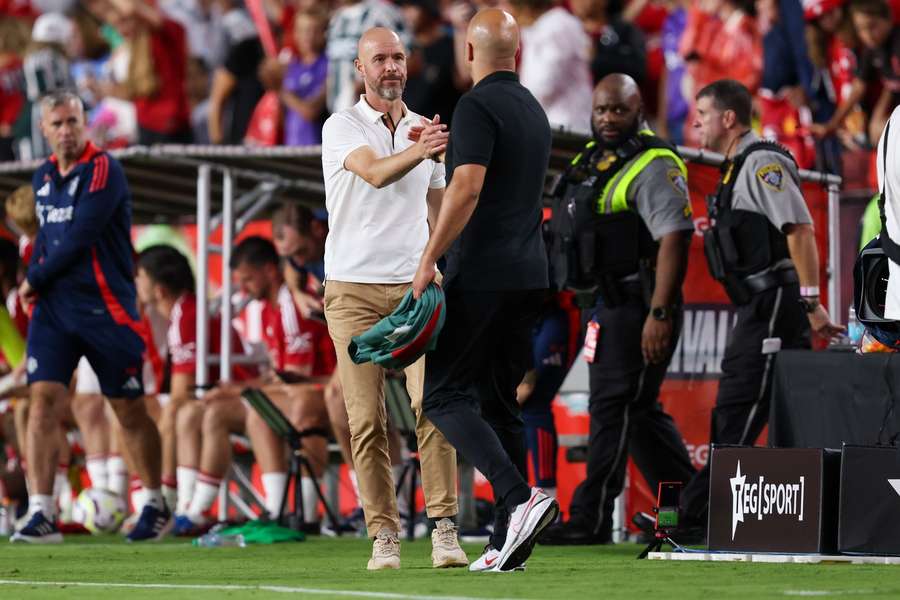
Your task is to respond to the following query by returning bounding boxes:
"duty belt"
[742,267,799,295]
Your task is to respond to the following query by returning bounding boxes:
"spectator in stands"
[680,0,762,145]
[0,16,27,161]
[657,0,690,144]
[757,0,818,168]
[278,7,328,147]
[401,0,465,127]
[159,0,227,69]
[207,0,265,145]
[79,24,139,151]
[187,57,211,144]
[804,0,864,173]
[326,0,411,114]
[813,0,898,145]
[68,9,112,111]
[23,13,75,159]
[572,0,648,86]
[510,0,593,133]
[275,0,335,58]
[108,0,192,144]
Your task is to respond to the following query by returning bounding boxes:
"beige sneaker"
[367,529,401,570]
[431,518,469,568]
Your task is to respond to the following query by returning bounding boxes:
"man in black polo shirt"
[411,7,558,573]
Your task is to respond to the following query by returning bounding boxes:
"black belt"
[743,267,799,295]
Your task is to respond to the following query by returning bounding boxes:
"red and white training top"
[168,293,258,382]
[247,284,336,377]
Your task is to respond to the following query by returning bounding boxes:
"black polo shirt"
[443,70,551,291]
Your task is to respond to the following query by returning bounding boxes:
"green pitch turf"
[1,536,900,599]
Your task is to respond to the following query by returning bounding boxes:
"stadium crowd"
[0,0,896,176]
[0,0,890,570]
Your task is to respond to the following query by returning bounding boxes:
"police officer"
[679,79,844,529]
[539,73,696,545]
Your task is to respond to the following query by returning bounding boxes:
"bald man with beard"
[538,74,696,546]
[321,27,467,571]
[411,8,560,573]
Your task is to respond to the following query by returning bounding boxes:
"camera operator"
[877,105,900,320]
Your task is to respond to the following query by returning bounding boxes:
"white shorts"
[75,357,102,395]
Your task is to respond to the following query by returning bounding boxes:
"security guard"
[539,74,696,545]
[679,79,844,529]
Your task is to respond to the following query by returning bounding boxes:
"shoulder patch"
[756,163,784,192]
[667,167,688,197]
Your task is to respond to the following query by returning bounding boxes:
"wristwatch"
[651,306,672,321]
[798,296,820,313]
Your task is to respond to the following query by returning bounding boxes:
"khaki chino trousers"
[324,280,457,537]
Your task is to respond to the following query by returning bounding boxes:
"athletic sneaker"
[126,504,172,542]
[172,514,210,537]
[367,529,401,570]
[493,488,559,572]
[469,544,526,572]
[469,544,501,572]
[9,511,63,544]
[431,518,468,568]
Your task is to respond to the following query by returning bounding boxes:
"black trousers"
[423,287,546,548]
[680,283,811,524]
[569,285,695,538]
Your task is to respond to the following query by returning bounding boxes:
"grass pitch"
[1,536,900,599]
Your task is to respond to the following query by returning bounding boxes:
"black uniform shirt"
[443,71,551,291]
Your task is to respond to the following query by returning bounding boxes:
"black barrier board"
[708,447,840,553]
[839,445,900,555]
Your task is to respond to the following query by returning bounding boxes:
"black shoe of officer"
[537,516,610,546]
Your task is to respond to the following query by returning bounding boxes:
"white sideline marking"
[784,591,875,597]
[0,580,520,600]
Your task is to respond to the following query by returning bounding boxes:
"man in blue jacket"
[11,91,168,543]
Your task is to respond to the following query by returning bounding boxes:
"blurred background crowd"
[1,0,899,185]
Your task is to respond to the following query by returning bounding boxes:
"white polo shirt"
[321,96,445,284]
[876,105,900,319]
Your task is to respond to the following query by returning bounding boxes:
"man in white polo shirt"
[321,26,466,571]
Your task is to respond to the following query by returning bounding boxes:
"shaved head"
[466,8,519,68]
[591,73,644,147]
[355,27,408,101]
[594,74,642,108]
[358,27,404,61]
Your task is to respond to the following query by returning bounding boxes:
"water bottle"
[192,532,245,548]
[848,306,865,346]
